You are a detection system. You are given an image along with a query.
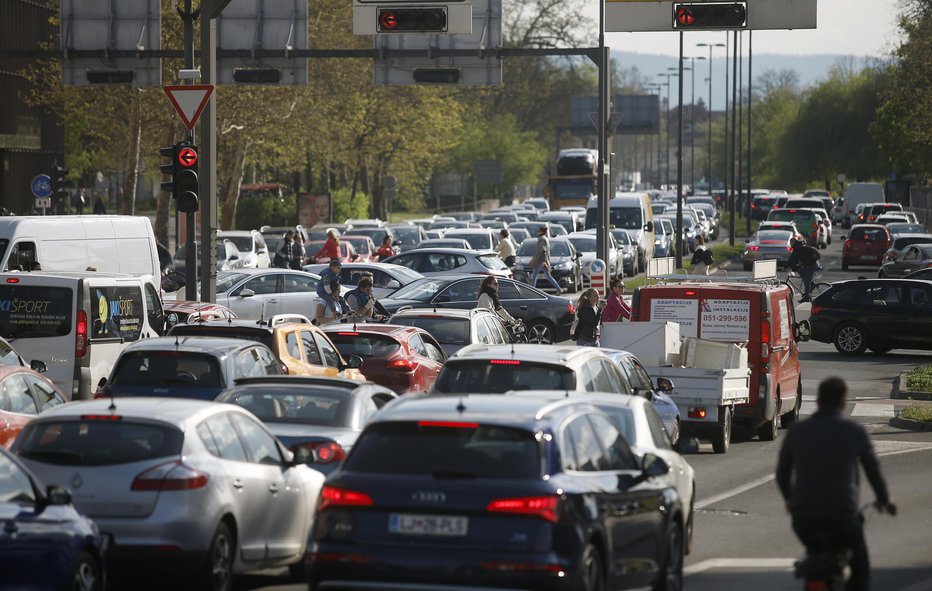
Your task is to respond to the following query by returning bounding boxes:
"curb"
[892,372,932,402]
[889,416,932,432]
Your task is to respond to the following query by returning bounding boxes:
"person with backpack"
[788,237,822,302]
[572,288,605,347]
[691,235,714,275]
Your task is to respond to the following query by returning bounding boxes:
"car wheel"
[527,319,555,344]
[669,417,680,446]
[575,544,604,591]
[69,551,101,591]
[712,406,731,454]
[685,494,694,556]
[652,522,684,591]
[833,322,868,355]
[200,522,235,591]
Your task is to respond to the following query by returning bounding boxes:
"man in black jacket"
[776,377,896,591]
[787,238,821,302]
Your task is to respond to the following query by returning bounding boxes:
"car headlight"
[655,239,662,244]
[623,252,633,259]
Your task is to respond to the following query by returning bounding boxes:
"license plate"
[860,255,876,260]
[389,513,468,537]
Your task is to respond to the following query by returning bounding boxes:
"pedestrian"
[497,229,517,268]
[345,277,377,320]
[93,196,106,215]
[357,271,391,318]
[602,277,631,322]
[273,230,295,268]
[314,229,341,263]
[376,235,395,260]
[691,235,713,275]
[573,288,604,346]
[316,258,343,307]
[788,237,822,302]
[291,232,306,270]
[528,226,562,295]
[476,275,516,324]
[314,281,349,325]
[776,377,897,591]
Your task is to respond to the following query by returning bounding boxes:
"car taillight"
[747,246,760,251]
[490,359,520,365]
[567,302,575,315]
[318,486,373,511]
[386,358,418,372]
[869,215,876,221]
[810,305,823,315]
[844,240,852,250]
[80,414,122,421]
[486,495,560,523]
[760,319,771,364]
[131,461,208,491]
[292,441,347,465]
[75,310,88,358]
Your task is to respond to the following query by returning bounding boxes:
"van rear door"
[83,279,148,398]
[768,289,800,413]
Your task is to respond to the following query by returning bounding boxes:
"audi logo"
[411,491,446,503]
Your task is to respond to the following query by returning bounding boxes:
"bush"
[900,404,932,422]
[905,365,932,393]
[234,193,295,229]
[331,188,370,222]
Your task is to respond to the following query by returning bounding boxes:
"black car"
[512,237,583,293]
[309,394,684,591]
[381,275,575,343]
[809,278,932,355]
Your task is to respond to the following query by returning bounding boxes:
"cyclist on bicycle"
[787,237,821,303]
[776,377,897,591]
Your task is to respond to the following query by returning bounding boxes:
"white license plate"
[860,255,876,260]
[389,514,468,537]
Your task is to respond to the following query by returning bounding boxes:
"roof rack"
[645,257,781,285]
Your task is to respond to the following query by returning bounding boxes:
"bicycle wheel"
[781,279,798,298]
[810,282,831,298]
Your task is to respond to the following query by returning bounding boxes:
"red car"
[842,224,891,271]
[323,325,446,395]
[340,235,379,263]
[0,365,68,448]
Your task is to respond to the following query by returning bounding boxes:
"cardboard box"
[602,321,681,365]
[681,337,748,369]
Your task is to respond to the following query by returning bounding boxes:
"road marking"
[695,475,776,510]
[851,403,895,418]
[685,557,796,576]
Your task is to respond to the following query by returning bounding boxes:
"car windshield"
[391,227,421,245]
[478,254,509,270]
[850,228,888,241]
[568,237,597,253]
[434,361,575,393]
[391,316,470,345]
[450,234,491,250]
[327,333,401,359]
[344,421,541,479]
[17,419,183,466]
[223,390,351,426]
[757,231,792,243]
[390,278,448,301]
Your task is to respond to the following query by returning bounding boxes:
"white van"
[0,215,161,279]
[0,272,165,400]
[585,193,655,273]
[842,183,885,228]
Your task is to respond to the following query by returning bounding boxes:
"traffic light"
[54,165,70,205]
[377,7,447,32]
[176,144,199,213]
[160,145,177,199]
[673,2,747,29]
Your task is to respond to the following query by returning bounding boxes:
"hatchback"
[0,364,67,448]
[309,394,685,591]
[842,225,891,270]
[382,248,512,279]
[388,224,429,252]
[751,195,776,220]
[216,230,271,268]
[322,325,446,394]
[878,244,932,278]
[339,235,378,262]
[390,307,512,357]
[864,203,904,224]
[0,446,108,591]
[12,398,326,589]
[302,262,423,299]
[442,228,500,251]
[767,208,821,246]
[214,269,322,320]
[743,229,795,271]
[809,279,932,355]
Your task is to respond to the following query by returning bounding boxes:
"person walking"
[314,229,341,263]
[528,226,562,295]
[691,235,713,275]
[497,229,517,268]
[273,230,295,268]
[602,277,631,322]
[290,232,306,270]
[376,235,395,261]
[477,276,516,324]
[776,377,896,591]
[93,196,106,215]
[788,237,822,302]
[573,288,604,346]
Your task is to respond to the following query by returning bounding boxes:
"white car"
[12,398,326,585]
[215,269,321,320]
[217,230,271,268]
[566,230,622,281]
[302,262,424,299]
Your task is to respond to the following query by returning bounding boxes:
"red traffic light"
[178,147,197,168]
[672,2,747,29]
[377,8,447,32]
[675,6,696,26]
[379,11,398,30]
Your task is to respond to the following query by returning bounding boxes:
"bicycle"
[506,318,529,344]
[782,269,831,300]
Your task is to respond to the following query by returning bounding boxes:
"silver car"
[12,397,325,588]
[215,269,322,320]
[381,248,512,279]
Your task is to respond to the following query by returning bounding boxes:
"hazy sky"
[596,0,904,56]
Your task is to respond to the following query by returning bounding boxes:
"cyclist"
[787,237,821,302]
[776,377,897,591]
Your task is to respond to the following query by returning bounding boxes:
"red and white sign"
[178,147,197,167]
[163,85,214,130]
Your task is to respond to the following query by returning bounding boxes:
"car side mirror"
[341,354,363,370]
[794,319,811,342]
[575,253,582,259]
[385,279,401,289]
[45,485,72,507]
[642,453,669,478]
[841,235,847,240]
[30,360,47,373]
[656,377,674,392]
[239,289,255,298]
[644,221,654,232]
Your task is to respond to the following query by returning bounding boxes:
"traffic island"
[890,366,932,431]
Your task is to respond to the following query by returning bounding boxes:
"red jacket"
[602,292,631,322]
[316,237,341,261]
[376,244,394,260]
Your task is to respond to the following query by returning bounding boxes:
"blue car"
[309,394,685,590]
[0,446,107,591]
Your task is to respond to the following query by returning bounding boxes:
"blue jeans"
[529,262,561,292]
[800,263,818,299]
[577,338,599,347]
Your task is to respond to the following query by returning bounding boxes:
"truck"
[543,149,598,210]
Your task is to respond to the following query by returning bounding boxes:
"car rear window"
[850,228,888,241]
[391,316,470,345]
[17,420,183,466]
[168,326,274,349]
[223,390,350,426]
[478,254,509,271]
[110,351,223,388]
[327,333,401,358]
[0,286,73,339]
[435,361,575,393]
[344,421,541,479]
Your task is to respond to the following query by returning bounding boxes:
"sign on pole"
[163,85,215,129]
[605,0,816,32]
[31,175,52,199]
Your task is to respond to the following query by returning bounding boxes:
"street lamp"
[696,42,725,193]
[657,72,678,189]
[684,56,706,189]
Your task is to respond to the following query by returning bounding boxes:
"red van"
[631,281,809,442]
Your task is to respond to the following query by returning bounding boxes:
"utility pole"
[746,31,753,236]
[181,0,198,301]
[729,30,738,246]
[675,33,685,268]
[596,0,612,277]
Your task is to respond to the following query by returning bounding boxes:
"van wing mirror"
[794,319,811,342]
[30,360,47,373]
[656,377,674,392]
[644,221,654,232]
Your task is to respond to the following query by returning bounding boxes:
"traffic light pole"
[596,0,611,279]
[182,0,198,301]
[675,32,685,269]
[199,2,219,304]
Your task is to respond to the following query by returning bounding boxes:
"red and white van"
[631,281,809,441]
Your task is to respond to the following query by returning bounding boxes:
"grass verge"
[905,365,932,393]
[900,404,932,422]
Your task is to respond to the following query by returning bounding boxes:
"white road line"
[695,475,776,510]
[851,403,895,418]
[685,558,796,576]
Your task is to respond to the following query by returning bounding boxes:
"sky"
[595,0,904,57]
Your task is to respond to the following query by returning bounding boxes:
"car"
[508,227,531,244]
[538,210,582,233]
[567,230,621,282]
[863,203,904,224]
[343,227,395,253]
[381,248,512,279]
[424,229,445,240]
[305,239,358,264]
[430,220,476,232]
[841,224,892,270]
[168,316,366,381]
[309,394,686,591]
[302,262,423,299]
[441,228,500,251]
[387,224,428,252]
[97,336,285,401]
[652,203,671,216]
[767,208,821,246]
[380,276,575,343]
[831,197,846,225]
[406,218,437,230]
[652,217,675,258]
[339,234,379,262]
[164,300,236,328]
[216,230,271,268]
[659,214,699,253]
[875,213,911,226]
[878,244,932,278]
[806,207,832,246]
[389,307,512,357]
[344,218,385,229]
[512,237,583,292]
[904,268,932,280]
[758,220,804,243]
[321,324,446,395]
[308,223,350,241]
[479,211,524,225]
[809,278,932,355]
[687,201,720,239]
[0,446,109,591]
[214,375,396,475]
[751,194,776,220]
[12,397,325,586]
[170,239,246,287]
[523,197,550,211]
[412,238,471,251]
[743,229,796,271]
[602,349,681,444]
[882,234,932,264]
[214,268,322,320]
[611,227,640,275]
[0,364,68,448]
[508,221,566,238]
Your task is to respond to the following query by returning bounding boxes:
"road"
[196,230,932,591]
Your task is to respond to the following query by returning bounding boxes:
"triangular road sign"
[163,85,214,130]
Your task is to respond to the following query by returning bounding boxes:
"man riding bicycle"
[776,377,897,591]
[787,237,821,303]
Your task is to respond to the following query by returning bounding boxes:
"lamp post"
[647,83,662,188]
[696,42,725,194]
[657,72,678,189]
[684,55,706,190]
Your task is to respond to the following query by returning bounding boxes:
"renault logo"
[411,491,446,503]
[70,473,83,490]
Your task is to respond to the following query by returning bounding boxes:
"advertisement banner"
[650,298,698,338]
[91,287,143,340]
[699,299,751,341]
[298,193,332,227]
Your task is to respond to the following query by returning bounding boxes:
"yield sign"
[163,85,214,130]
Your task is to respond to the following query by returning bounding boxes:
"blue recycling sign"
[31,174,52,198]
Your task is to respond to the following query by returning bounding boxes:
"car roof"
[321,324,426,338]
[34,396,246,427]
[442,229,491,234]
[388,248,491,255]
[447,343,604,364]
[371,394,591,429]
[392,307,490,319]
[122,336,267,354]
